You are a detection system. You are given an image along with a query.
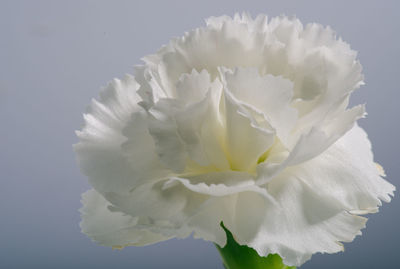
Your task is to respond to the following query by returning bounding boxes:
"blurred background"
[1,0,398,268]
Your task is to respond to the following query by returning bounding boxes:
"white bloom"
[76,13,395,266]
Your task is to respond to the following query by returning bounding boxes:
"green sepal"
[215,222,296,269]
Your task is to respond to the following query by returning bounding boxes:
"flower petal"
[174,72,228,169]
[80,189,170,248]
[246,173,368,266]
[176,69,211,104]
[103,179,192,230]
[292,124,395,211]
[287,104,366,166]
[146,74,229,171]
[223,67,297,145]
[146,99,188,173]
[75,76,158,194]
[135,65,167,108]
[223,88,275,172]
[144,14,270,98]
[165,172,275,202]
[187,189,273,248]
[242,124,394,266]
[256,104,365,185]
[121,110,168,187]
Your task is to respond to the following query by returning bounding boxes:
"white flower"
[75,13,395,266]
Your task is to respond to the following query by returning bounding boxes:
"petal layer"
[80,189,170,247]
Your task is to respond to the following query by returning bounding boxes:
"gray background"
[1,0,398,268]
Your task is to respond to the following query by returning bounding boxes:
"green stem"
[215,223,295,269]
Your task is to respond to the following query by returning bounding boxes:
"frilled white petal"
[121,110,167,187]
[247,174,368,266]
[97,171,277,247]
[175,94,228,169]
[103,171,274,227]
[174,97,213,167]
[286,104,365,166]
[103,180,189,224]
[174,71,228,169]
[256,104,365,185]
[143,16,269,98]
[187,190,269,248]
[80,189,170,247]
[145,71,229,171]
[186,196,236,246]
[146,99,188,173]
[165,173,274,201]
[135,65,167,107]
[223,67,297,145]
[236,124,394,266]
[292,124,395,210]
[223,88,275,172]
[176,69,211,104]
[186,188,274,248]
[76,75,140,141]
[75,76,153,194]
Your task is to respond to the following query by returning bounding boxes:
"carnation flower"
[75,13,395,267]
